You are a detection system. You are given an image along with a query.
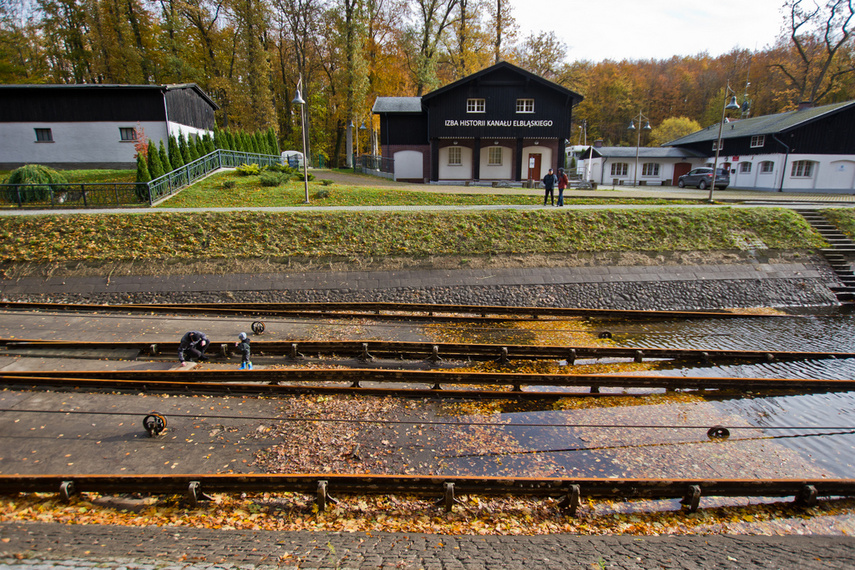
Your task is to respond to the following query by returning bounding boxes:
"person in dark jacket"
[542,168,557,206]
[236,332,252,370]
[178,331,209,366]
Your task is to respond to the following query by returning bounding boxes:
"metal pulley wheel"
[707,425,730,440]
[252,321,265,334]
[143,413,168,437]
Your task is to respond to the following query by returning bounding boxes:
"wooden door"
[673,162,691,184]
[527,153,542,181]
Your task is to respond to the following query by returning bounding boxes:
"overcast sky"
[510,0,788,63]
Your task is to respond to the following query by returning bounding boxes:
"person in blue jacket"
[236,332,252,370]
[542,168,557,206]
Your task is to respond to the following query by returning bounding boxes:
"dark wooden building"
[666,100,855,193]
[0,84,218,170]
[373,62,583,183]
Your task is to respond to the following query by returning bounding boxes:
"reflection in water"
[445,313,855,479]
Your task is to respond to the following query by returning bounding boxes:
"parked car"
[677,167,730,190]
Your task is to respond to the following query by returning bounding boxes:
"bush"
[235,163,262,176]
[315,188,331,199]
[3,164,69,203]
[320,179,334,186]
[260,172,286,187]
[222,180,236,190]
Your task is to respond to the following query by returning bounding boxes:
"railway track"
[0,300,780,321]
[3,338,850,366]
[1,473,851,515]
[3,369,854,397]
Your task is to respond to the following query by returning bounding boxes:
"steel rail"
[3,338,849,365]
[0,473,850,515]
[2,369,854,395]
[0,301,775,320]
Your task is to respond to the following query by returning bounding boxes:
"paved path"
[2,521,855,569]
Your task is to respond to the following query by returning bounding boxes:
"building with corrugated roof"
[0,84,218,170]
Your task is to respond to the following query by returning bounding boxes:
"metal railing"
[147,149,282,204]
[0,150,282,209]
[0,182,143,209]
[357,154,394,174]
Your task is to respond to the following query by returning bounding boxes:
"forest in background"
[1,0,854,166]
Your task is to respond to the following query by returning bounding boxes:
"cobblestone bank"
[2,522,855,570]
[5,277,839,311]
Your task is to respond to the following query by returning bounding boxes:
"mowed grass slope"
[0,208,825,264]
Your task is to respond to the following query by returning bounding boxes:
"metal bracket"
[427,345,442,363]
[681,484,702,512]
[359,342,374,362]
[59,480,76,501]
[634,350,644,363]
[149,344,158,356]
[316,479,338,512]
[497,347,510,365]
[188,480,213,508]
[567,349,576,365]
[289,343,304,360]
[557,484,581,516]
[797,484,818,507]
[434,482,462,512]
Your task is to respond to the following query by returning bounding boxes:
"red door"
[528,154,542,181]
[673,162,691,185]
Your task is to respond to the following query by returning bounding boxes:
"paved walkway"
[2,521,854,569]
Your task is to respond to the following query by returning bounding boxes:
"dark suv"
[677,167,730,190]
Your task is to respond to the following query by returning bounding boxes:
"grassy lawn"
[158,170,698,208]
[0,208,825,263]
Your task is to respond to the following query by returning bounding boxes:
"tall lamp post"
[627,112,651,186]
[709,83,742,202]
[292,78,309,204]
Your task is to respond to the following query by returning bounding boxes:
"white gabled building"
[0,84,219,170]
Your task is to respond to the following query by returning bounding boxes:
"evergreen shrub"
[3,164,69,203]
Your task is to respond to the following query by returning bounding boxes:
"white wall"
[0,121,168,168]
[438,146,472,179]
[478,146,512,179]
[729,153,855,193]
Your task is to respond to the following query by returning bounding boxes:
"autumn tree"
[649,117,703,146]
[771,0,855,105]
[511,31,567,80]
[403,0,459,95]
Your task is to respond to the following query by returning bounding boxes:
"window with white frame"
[34,128,53,142]
[791,160,815,178]
[516,99,534,113]
[712,139,723,152]
[487,147,502,166]
[750,135,765,148]
[740,162,752,173]
[448,146,462,165]
[466,98,485,113]
[611,163,628,176]
[760,161,774,173]
[119,127,137,141]
[642,163,659,176]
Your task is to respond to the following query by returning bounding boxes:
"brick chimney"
[798,101,814,110]
[593,139,604,148]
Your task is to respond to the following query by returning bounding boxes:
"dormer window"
[516,99,534,113]
[467,98,485,113]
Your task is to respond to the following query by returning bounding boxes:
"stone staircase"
[798,209,855,303]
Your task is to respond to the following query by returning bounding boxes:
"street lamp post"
[627,112,652,186]
[709,83,742,202]
[292,78,309,204]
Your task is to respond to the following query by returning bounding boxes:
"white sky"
[510,0,788,63]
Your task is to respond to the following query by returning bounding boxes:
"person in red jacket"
[557,167,569,207]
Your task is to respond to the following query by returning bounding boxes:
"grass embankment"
[0,208,825,265]
[161,170,693,208]
[823,208,855,239]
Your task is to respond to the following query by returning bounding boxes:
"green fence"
[0,150,281,209]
